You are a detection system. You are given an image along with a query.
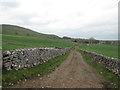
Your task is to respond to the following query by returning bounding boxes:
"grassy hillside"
[80,45,119,58]
[2,24,60,39]
[2,24,73,51]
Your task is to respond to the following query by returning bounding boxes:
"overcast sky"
[0,0,119,40]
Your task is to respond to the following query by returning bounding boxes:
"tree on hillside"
[89,37,96,44]
[89,37,95,40]
[63,36,71,39]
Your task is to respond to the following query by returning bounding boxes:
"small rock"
[46,86,51,88]
[100,72,103,74]
[38,74,40,77]
[39,78,42,80]
[33,80,35,82]
[24,79,27,82]
[47,75,50,77]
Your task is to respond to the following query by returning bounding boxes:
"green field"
[2,24,73,51]
[3,34,73,51]
[80,44,119,58]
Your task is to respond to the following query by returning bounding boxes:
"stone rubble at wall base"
[80,49,120,77]
[3,47,70,70]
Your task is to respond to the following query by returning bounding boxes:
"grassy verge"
[80,50,120,88]
[2,51,70,87]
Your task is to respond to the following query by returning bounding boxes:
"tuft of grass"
[80,51,120,88]
[80,44,119,58]
[2,51,70,87]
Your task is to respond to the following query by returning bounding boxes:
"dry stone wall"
[3,47,70,71]
[80,49,120,77]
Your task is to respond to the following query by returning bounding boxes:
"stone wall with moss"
[3,47,69,70]
[80,49,120,77]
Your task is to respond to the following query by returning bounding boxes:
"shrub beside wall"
[3,47,70,70]
[80,49,120,77]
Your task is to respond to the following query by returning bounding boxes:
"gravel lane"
[12,49,104,88]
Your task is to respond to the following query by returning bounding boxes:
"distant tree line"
[63,36,119,46]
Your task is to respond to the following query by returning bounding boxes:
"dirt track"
[12,49,104,88]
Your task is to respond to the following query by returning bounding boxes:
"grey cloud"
[9,14,40,25]
[1,0,117,40]
[85,17,117,29]
[0,0,20,10]
[9,13,59,27]
[53,20,117,40]
[7,12,117,40]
